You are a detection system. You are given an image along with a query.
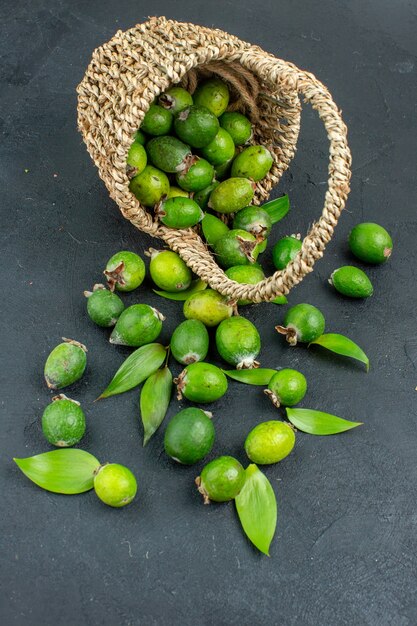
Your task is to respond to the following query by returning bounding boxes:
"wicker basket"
[77,16,351,303]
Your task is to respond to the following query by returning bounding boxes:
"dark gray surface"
[1,1,416,624]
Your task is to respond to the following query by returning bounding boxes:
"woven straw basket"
[77,16,351,303]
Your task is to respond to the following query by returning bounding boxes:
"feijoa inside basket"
[77,16,351,303]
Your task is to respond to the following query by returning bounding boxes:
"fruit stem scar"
[62,337,88,352]
[264,388,281,408]
[103,261,126,291]
[275,325,298,346]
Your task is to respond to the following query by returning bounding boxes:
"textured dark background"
[1,0,416,624]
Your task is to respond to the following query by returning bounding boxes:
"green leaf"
[271,295,288,305]
[14,449,100,494]
[309,333,369,370]
[98,343,167,399]
[286,408,363,435]
[140,366,172,445]
[235,464,277,556]
[153,279,207,301]
[223,368,276,385]
[201,213,229,246]
[261,195,290,224]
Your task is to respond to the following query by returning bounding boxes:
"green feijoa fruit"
[159,86,193,114]
[175,362,228,403]
[126,141,147,176]
[110,304,164,347]
[233,206,272,238]
[219,111,252,145]
[183,289,234,327]
[167,186,189,199]
[156,196,204,228]
[349,222,393,264]
[176,158,214,192]
[104,250,146,292]
[194,181,219,209]
[146,136,191,173]
[214,159,233,181]
[213,229,260,268]
[134,130,146,145]
[148,248,192,292]
[231,145,274,181]
[265,369,307,408]
[225,264,265,305]
[164,407,215,465]
[276,303,325,346]
[196,456,245,503]
[174,105,219,148]
[272,235,302,270]
[193,78,230,117]
[216,317,261,369]
[141,103,173,136]
[329,266,374,298]
[208,177,254,214]
[41,395,86,447]
[170,319,209,365]
[129,165,170,207]
[44,339,87,390]
[245,420,295,464]
[200,128,235,166]
[93,463,137,507]
[201,213,229,247]
[84,284,124,327]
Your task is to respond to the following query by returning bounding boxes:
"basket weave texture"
[77,16,351,302]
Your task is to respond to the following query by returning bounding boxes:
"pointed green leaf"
[223,368,276,385]
[271,295,288,305]
[235,464,277,556]
[14,449,100,494]
[98,343,167,399]
[153,279,207,301]
[261,195,290,224]
[309,333,369,370]
[201,213,229,247]
[140,366,172,445]
[286,408,363,435]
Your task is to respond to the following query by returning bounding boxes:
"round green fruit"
[176,158,214,192]
[208,177,254,214]
[225,264,265,305]
[215,316,261,369]
[141,104,173,136]
[164,407,215,465]
[232,205,272,237]
[193,78,230,117]
[272,236,302,270]
[170,319,209,365]
[200,128,235,166]
[129,165,170,207]
[174,105,219,148]
[176,362,228,403]
[196,456,245,503]
[41,395,86,447]
[156,196,204,229]
[276,303,325,346]
[213,229,260,268]
[148,248,192,292]
[349,222,393,264]
[265,369,307,408]
[93,463,137,508]
[44,339,87,390]
[159,87,193,114]
[133,130,146,145]
[84,284,124,327]
[126,141,147,175]
[330,266,374,298]
[104,250,146,292]
[146,136,191,173]
[110,304,164,347]
[219,111,252,145]
[167,186,189,199]
[183,289,234,327]
[245,420,295,464]
[231,145,274,181]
